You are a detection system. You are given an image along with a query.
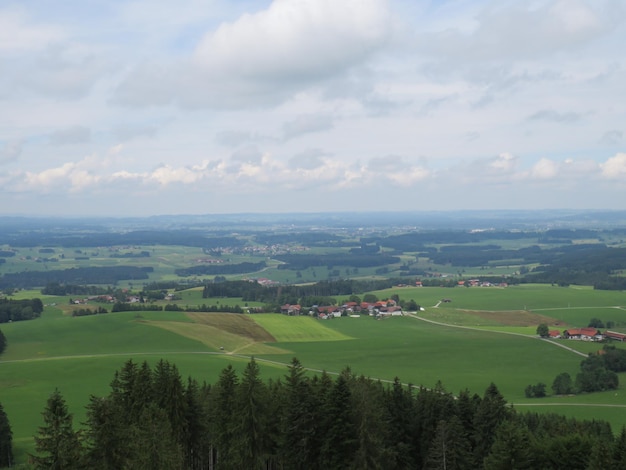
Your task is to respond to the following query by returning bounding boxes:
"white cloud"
[283,114,333,140]
[49,126,91,146]
[0,8,65,53]
[530,158,559,179]
[0,140,22,164]
[600,152,626,179]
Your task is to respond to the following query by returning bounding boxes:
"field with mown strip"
[369,284,626,311]
[251,314,353,342]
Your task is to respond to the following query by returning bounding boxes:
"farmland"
[2,212,626,464]
[2,282,626,463]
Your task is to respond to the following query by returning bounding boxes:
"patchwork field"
[2,284,626,464]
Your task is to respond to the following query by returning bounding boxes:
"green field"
[2,284,626,464]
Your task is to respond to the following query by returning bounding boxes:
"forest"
[15,357,626,470]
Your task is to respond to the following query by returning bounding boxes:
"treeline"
[0,266,154,289]
[42,282,110,296]
[526,246,626,289]
[71,307,108,317]
[253,232,348,247]
[202,279,404,304]
[29,358,625,470]
[110,302,244,314]
[274,253,400,270]
[0,298,43,323]
[175,262,266,277]
[0,230,246,249]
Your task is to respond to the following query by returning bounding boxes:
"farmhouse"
[548,330,561,339]
[281,304,301,316]
[563,327,603,341]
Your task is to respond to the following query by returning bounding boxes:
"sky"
[1,0,625,217]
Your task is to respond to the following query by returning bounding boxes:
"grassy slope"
[2,284,626,463]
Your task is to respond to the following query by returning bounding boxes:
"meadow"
[2,283,626,464]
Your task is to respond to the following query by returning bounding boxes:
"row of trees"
[28,357,626,469]
[0,298,44,324]
[528,348,622,397]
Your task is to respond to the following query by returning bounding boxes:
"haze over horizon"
[1,0,625,217]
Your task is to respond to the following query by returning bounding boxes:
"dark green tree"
[536,323,549,337]
[552,372,574,395]
[279,358,321,469]
[32,389,83,469]
[0,329,6,354]
[424,416,472,470]
[83,395,130,469]
[0,402,13,468]
[232,358,271,469]
[614,426,626,468]
[483,420,534,469]
[319,373,357,469]
[208,364,239,468]
[472,383,510,462]
[126,403,183,470]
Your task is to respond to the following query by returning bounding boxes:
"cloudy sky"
[1,0,625,216]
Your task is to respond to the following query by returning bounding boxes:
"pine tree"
[279,357,321,469]
[32,389,83,469]
[83,395,130,469]
[232,358,271,469]
[424,417,472,470]
[127,403,183,470]
[0,329,6,354]
[209,364,239,468]
[483,420,534,469]
[319,374,357,469]
[472,383,510,462]
[614,426,626,468]
[0,402,14,468]
[385,378,418,469]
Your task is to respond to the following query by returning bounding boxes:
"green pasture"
[3,283,626,464]
[251,314,352,342]
[368,284,626,311]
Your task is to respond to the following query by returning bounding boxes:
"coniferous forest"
[25,358,626,470]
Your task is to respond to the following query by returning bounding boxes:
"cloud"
[288,148,328,170]
[600,152,626,179]
[0,140,23,164]
[0,8,65,53]
[600,130,623,146]
[529,158,559,179]
[113,125,158,142]
[527,109,585,123]
[283,114,333,140]
[114,0,391,109]
[49,126,91,146]
[417,1,619,62]
[230,146,263,165]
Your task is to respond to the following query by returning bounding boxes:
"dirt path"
[406,313,587,358]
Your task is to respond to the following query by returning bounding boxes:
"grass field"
[2,284,626,464]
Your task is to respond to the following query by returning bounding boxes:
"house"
[281,304,301,316]
[605,331,626,342]
[563,327,603,341]
[548,330,561,339]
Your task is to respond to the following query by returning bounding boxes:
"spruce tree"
[0,329,6,354]
[32,389,83,469]
[319,374,357,469]
[279,357,321,469]
[483,421,534,470]
[83,395,130,469]
[209,364,239,468]
[0,402,13,468]
[424,417,472,470]
[232,358,271,469]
